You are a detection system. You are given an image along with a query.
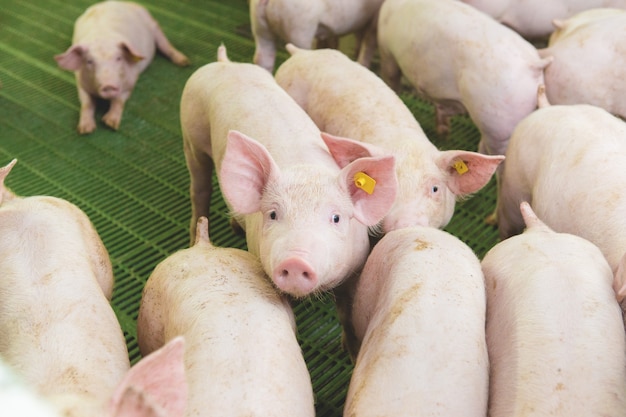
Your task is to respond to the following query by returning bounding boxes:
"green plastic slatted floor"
[0,1,499,415]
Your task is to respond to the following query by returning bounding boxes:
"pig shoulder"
[181,60,330,170]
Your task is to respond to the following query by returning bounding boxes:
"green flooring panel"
[0,1,499,415]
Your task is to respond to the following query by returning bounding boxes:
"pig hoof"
[484,211,497,226]
[102,113,121,131]
[172,52,190,67]
[435,124,450,138]
[77,120,97,135]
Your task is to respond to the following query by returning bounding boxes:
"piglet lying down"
[55,0,189,134]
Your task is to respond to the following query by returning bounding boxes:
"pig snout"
[98,83,120,98]
[97,74,121,98]
[273,255,318,296]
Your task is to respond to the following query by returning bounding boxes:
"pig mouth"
[98,85,120,99]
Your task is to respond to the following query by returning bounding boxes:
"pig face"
[220,131,397,298]
[381,150,503,232]
[382,164,456,230]
[255,166,370,296]
[55,40,144,99]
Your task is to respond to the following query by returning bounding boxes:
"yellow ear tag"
[132,55,144,63]
[453,160,469,175]
[354,172,376,195]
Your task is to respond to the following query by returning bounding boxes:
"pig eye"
[332,214,341,224]
[269,210,277,220]
[432,185,439,193]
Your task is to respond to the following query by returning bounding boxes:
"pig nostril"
[281,269,311,280]
[100,86,119,95]
[274,257,318,296]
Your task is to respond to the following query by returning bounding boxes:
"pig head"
[220,130,397,297]
[56,38,146,102]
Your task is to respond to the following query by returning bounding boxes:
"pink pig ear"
[220,130,280,214]
[54,45,87,71]
[109,336,187,417]
[613,252,626,303]
[321,132,385,168]
[341,155,397,226]
[121,41,146,63]
[437,150,505,196]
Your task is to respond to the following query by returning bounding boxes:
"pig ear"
[0,159,17,205]
[220,130,280,214]
[437,150,504,196]
[613,252,626,303]
[54,45,86,71]
[341,155,397,226]
[321,132,385,168]
[121,42,146,63]
[110,336,187,417]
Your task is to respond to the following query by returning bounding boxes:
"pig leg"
[253,36,278,73]
[135,5,189,66]
[315,36,340,50]
[77,81,97,135]
[151,22,189,66]
[102,93,129,131]
[379,45,402,92]
[184,142,214,244]
[495,177,527,240]
[356,16,379,68]
[434,103,456,137]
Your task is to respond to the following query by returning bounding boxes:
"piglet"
[460,0,626,39]
[180,45,397,298]
[275,45,503,233]
[483,202,626,416]
[0,159,187,417]
[495,99,626,317]
[538,8,626,120]
[343,226,489,416]
[496,100,626,271]
[137,216,315,417]
[249,0,384,72]
[377,0,551,156]
[55,0,189,134]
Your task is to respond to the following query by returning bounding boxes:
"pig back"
[275,47,430,148]
[346,226,488,416]
[482,225,626,416]
[138,240,315,417]
[180,60,335,175]
[499,103,626,268]
[379,0,542,101]
[0,195,128,404]
[542,9,626,118]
